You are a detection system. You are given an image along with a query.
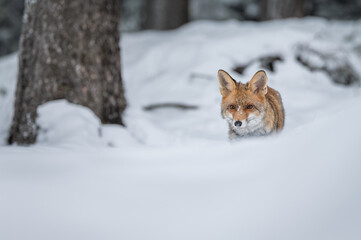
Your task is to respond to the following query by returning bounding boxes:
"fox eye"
[229,105,236,110]
[246,104,254,109]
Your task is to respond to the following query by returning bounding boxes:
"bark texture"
[8,0,126,145]
[142,0,189,30]
[259,0,304,20]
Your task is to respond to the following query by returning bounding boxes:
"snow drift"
[1,18,361,240]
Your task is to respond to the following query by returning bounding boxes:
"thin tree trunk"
[8,0,126,145]
[142,0,189,30]
[259,0,304,20]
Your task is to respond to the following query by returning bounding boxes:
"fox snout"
[231,116,247,129]
[226,108,248,128]
[234,120,242,127]
[224,110,247,129]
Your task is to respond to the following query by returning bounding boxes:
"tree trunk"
[8,0,126,145]
[142,0,189,30]
[259,0,304,20]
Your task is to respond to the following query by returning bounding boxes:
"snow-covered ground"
[1,18,361,240]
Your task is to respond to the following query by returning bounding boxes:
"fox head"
[218,70,268,134]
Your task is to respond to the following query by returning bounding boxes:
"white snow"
[1,18,361,240]
[0,53,17,145]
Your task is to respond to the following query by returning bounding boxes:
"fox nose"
[234,121,242,127]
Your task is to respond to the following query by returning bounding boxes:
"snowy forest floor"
[1,18,361,240]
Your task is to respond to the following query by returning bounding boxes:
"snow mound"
[37,100,138,147]
[37,100,102,145]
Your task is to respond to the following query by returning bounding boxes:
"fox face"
[218,70,284,139]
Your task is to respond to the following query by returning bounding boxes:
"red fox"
[218,70,285,139]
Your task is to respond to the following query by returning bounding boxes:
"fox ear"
[249,70,268,96]
[218,70,236,97]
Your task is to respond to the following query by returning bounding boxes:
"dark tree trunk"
[8,0,126,145]
[142,0,189,30]
[259,0,304,20]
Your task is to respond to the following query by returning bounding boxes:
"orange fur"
[218,70,284,139]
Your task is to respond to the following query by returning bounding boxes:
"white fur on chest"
[228,115,271,139]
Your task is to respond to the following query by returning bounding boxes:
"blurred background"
[1,0,361,57]
[2,0,361,144]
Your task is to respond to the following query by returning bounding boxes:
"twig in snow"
[143,103,198,111]
[189,73,214,81]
